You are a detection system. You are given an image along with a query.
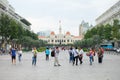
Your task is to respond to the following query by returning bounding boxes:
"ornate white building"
[96,0,120,25]
[38,21,82,45]
[0,0,31,30]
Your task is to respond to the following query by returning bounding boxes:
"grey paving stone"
[0,50,120,80]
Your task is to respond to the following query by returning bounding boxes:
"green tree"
[112,19,120,40]
[0,13,12,48]
[84,30,92,39]
[104,24,112,40]
[0,13,46,50]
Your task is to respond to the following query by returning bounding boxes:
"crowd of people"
[68,47,104,66]
[8,46,104,66]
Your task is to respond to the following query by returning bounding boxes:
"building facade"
[38,21,82,45]
[96,0,120,25]
[0,0,31,30]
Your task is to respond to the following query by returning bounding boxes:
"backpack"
[51,50,55,57]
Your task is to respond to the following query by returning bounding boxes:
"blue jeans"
[69,55,73,63]
[89,56,93,65]
[18,54,22,62]
[32,57,37,65]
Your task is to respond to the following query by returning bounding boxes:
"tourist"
[68,47,73,63]
[92,48,96,62]
[88,48,94,65]
[79,47,84,64]
[54,47,61,66]
[18,48,22,62]
[32,47,38,66]
[45,47,50,61]
[97,47,104,63]
[72,47,79,66]
[10,47,17,64]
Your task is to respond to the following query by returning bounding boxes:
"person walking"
[45,47,50,61]
[72,47,79,66]
[79,47,84,64]
[10,47,17,64]
[68,47,73,63]
[92,48,96,62]
[32,47,38,66]
[89,48,94,65]
[18,48,22,62]
[97,47,104,63]
[54,47,61,66]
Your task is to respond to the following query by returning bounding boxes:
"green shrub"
[37,47,46,52]
[83,48,89,52]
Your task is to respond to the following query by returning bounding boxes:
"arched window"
[67,40,69,42]
[55,40,57,42]
[51,40,54,42]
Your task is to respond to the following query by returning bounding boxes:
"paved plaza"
[0,50,120,80]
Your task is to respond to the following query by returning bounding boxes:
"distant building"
[38,21,82,45]
[0,0,31,30]
[79,20,92,38]
[96,0,120,25]
[37,30,51,37]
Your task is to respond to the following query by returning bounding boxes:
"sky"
[8,0,119,36]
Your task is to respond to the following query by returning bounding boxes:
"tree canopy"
[74,19,120,48]
[0,13,46,50]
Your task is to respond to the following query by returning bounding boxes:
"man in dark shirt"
[11,47,16,64]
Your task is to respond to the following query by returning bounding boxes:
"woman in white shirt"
[72,47,79,66]
[18,48,22,62]
[54,47,61,66]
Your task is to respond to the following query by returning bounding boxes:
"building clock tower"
[59,20,62,34]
